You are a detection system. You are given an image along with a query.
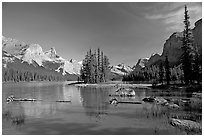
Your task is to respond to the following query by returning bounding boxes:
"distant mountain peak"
[111,63,133,75]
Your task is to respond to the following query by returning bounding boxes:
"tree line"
[2,68,67,82]
[80,48,111,83]
[2,61,77,82]
[123,56,185,84]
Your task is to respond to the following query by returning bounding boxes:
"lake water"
[2,82,201,135]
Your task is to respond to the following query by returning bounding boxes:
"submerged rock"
[170,118,202,134]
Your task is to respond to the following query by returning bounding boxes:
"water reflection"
[80,87,110,120]
[2,82,201,135]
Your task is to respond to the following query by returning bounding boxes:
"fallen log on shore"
[56,100,71,103]
[6,95,71,103]
[6,96,41,102]
[12,98,38,102]
[118,101,142,104]
[67,81,84,85]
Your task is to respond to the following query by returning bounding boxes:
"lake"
[2,82,201,135]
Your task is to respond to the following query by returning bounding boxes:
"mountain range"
[2,36,82,76]
[2,36,134,78]
[2,18,202,80]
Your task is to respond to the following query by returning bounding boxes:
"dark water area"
[2,82,202,135]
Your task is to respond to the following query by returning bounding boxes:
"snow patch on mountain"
[111,63,133,75]
[22,44,52,66]
[61,60,82,75]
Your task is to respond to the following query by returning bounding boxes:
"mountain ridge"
[134,18,202,70]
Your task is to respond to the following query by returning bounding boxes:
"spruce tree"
[181,5,194,84]
[165,55,170,85]
[103,55,110,82]
[97,48,101,82]
[192,46,201,84]
[100,51,104,82]
[159,62,164,84]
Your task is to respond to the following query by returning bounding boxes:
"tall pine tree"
[181,5,194,84]
[165,55,170,85]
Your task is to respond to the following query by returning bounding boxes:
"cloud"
[144,2,202,32]
[107,2,201,32]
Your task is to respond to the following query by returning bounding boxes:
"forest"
[2,58,77,82]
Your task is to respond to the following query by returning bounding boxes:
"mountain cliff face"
[193,19,202,54]
[161,18,202,64]
[2,36,82,75]
[161,32,183,63]
[134,18,202,69]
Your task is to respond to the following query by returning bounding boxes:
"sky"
[2,2,202,66]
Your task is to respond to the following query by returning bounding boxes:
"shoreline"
[74,83,152,89]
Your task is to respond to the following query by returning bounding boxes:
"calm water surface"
[2,82,199,135]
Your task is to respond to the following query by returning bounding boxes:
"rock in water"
[154,97,168,105]
[110,98,118,105]
[142,97,155,102]
[167,103,180,109]
[170,118,202,134]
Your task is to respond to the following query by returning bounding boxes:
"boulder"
[154,97,168,105]
[167,103,180,109]
[170,118,202,134]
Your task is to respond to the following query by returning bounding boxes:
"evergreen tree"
[165,55,170,85]
[192,46,201,84]
[100,51,104,82]
[181,5,194,84]
[171,67,178,83]
[159,62,164,84]
[103,55,111,82]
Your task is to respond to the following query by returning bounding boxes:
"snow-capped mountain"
[2,36,82,75]
[56,59,82,75]
[132,58,149,71]
[111,63,133,75]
